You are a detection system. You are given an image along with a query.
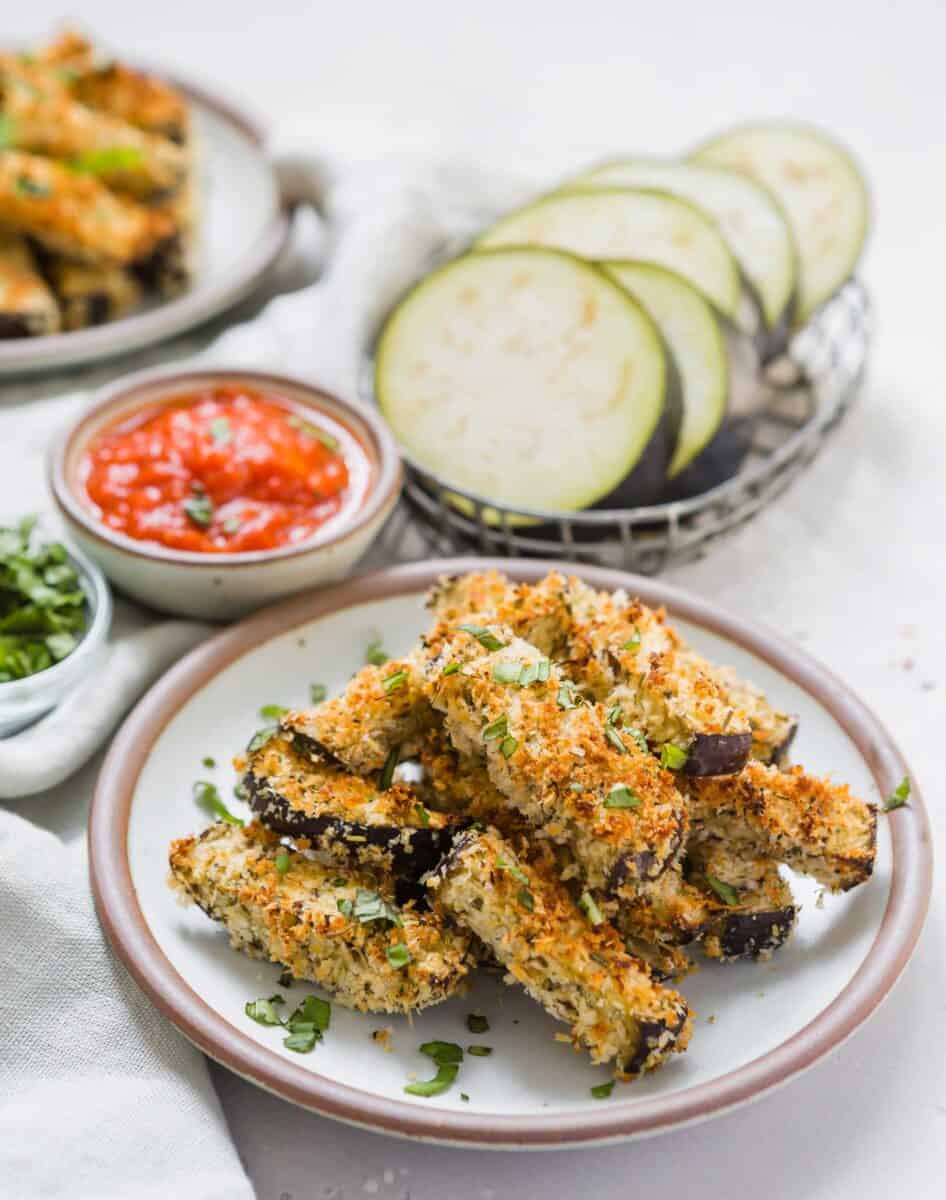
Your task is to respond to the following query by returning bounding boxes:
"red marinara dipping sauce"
[81,385,369,554]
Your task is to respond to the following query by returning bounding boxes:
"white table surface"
[4,1,945,1196]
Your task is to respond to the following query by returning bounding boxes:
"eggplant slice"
[0,232,61,337]
[476,187,741,320]
[691,121,869,325]
[376,246,673,516]
[244,729,455,877]
[572,158,796,331]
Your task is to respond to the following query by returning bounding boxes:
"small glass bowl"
[0,531,113,738]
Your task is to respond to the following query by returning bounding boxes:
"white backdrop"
[3,2,945,1197]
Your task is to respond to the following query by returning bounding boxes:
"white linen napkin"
[0,156,527,1199]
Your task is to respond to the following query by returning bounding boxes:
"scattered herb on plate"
[193,780,244,827]
[309,682,327,704]
[884,776,910,812]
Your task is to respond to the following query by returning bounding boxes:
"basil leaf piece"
[467,1045,492,1056]
[275,851,291,875]
[386,943,411,969]
[603,784,641,810]
[202,756,216,768]
[591,1080,616,1099]
[467,1012,489,1034]
[288,995,330,1033]
[627,727,649,753]
[365,635,389,666]
[441,661,461,676]
[622,628,641,653]
[706,875,740,907]
[404,1062,459,1097]
[379,745,400,790]
[884,776,910,812]
[492,661,522,684]
[309,682,327,703]
[605,727,628,754]
[516,887,535,912]
[382,669,407,693]
[659,743,688,770]
[419,1040,464,1065]
[495,857,529,885]
[245,995,284,1026]
[259,703,289,719]
[193,780,244,826]
[72,145,143,174]
[183,491,214,528]
[246,726,278,753]
[339,889,402,927]
[482,714,508,741]
[283,1029,319,1053]
[458,623,504,651]
[499,735,519,758]
[578,892,605,926]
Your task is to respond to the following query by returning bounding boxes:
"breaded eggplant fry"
[612,863,716,947]
[687,760,877,892]
[38,30,191,143]
[0,150,176,265]
[428,828,691,1075]
[169,821,471,1013]
[44,255,142,329]
[691,660,797,765]
[428,571,753,775]
[282,655,435,776]
[1,56,188,199]
[685,838,798,962]
[422,624,686,894]
[0,231,60,337]
[242,729,454,877]
[622,937,694,982]
[144,170,197,296]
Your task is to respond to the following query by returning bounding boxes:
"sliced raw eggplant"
[375,247,674,514]
[244,730,455,877]
[476,188,741,321]
[573,159,796,331]
[691,122,869,324]
[604,261,728,478]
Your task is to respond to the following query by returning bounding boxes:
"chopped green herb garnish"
[496,857,529,885]
[467,1045,492,1057]
[332,876,348,887]
[246,726,278,753]
[193,780,244,826]
[458,623,504,651]
[413,803,431,827]
[0,518,87,682]
[290,995,331,1032]
[259,703,289,720]
[0,112,16,150]
[287,414,340,452]
[382,669,407,693]
[627,727,649,753]
[492,661,522,684]
[183,490,214,528]
[404,1063,459,1097]
[622,628,641,653]
[283,1029,318,1053]
[605,726,627,754]
[245,995,284,1025]
[209,417,233,444]
[309,682,327,703]
[578,891,605,925]
[884,776,910,812]
[603,784,641,810]
[15,174,51,197]
[518,660,540,687]
[338,889,402,927]
[606,704,623,726]
[659,743,688,770]
[441,661,461,676]
[482,714,508,741]
[420,1040,464,1065]
[460,1093,470,1102]
[591,1080,616,1099]
[275,851,291,875]
[500,735,519,758]
[233,780,250,802]
[386,943,411,969]
[202,756,216,769]
[706,875,740,907]
[72,146,144,175]
[379,745,399,790]
[365,635,389,666]
[467,1012,489,1034]
[516,887,535,912]
[556,680,582,709]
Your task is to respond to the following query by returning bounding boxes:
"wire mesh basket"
[363,279,870,574]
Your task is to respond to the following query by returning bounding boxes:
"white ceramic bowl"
[0,529,112,737]
[49,367,403,620]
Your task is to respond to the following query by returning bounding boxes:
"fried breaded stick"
[428,827,691,1076]
[422,623,686,894]
[169,821,471,1013]
[687,760,877,891]
[428,571,753,776]
[1,54,188,199]
[689,659,797,765]
[0,231,60,337]
[0,150,176,265]
[241,729,454,877]
[282,655,435,776]
[43,255,142,329]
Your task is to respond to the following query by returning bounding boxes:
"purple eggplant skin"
[683,731,753,777]
[768,719,799,766]
[609,805,686,893]
[713,905,798,961]
[244,772,456,879]
[622,1000,690,1076]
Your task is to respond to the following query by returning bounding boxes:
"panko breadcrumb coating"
[428,827,691,1075]
[169,821,472,1013]
[422,623,686,895]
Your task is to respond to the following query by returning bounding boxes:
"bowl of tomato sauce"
[49,367,402,619]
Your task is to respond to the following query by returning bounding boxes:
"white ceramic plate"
[0,77,288,377]
[91,560,931,1147]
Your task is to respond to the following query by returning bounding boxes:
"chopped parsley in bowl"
[0,516,112,736]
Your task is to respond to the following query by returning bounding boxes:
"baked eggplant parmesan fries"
[0,30,196,337]
[169,570,878,1089]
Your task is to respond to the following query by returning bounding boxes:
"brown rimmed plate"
[90,559,932,1148]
